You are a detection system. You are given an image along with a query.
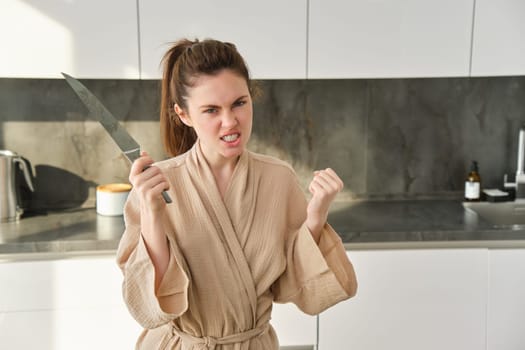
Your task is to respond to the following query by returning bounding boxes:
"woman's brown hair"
[160,38,252,157]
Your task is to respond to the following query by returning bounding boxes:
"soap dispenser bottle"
[465,160,481,201]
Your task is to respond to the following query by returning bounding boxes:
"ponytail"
[160,39,197,157]
[159,38,252,157]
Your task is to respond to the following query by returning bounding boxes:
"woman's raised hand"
[128,151,170,213]
[306,168,344,241]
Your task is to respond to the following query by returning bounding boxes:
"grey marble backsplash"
[1,76,525,209]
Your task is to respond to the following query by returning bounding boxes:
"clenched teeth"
[221,133,239,142]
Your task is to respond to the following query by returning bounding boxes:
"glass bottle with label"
[465,160,481,201]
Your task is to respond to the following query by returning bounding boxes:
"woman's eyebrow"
[199,103,220,109]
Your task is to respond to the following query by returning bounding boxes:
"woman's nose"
[221,111,238,127]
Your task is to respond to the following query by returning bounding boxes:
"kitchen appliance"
[0,150,34,222]
[61,72,172,204]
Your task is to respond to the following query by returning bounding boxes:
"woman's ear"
[174,104,192,127]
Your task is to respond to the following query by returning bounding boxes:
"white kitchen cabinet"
[0,255,141,349]
[308,0,474,78]
[0,307,140,350]
[470,0,525,76]
[0,0,139,79]
[487,249,525,350]
[319,249,488,350]
[272,303,317,347]
[0,254,315,349]
[138,0,307,79]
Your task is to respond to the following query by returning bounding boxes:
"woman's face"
[175,69,253,165]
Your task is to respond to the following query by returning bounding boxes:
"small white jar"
[96,183,132,216]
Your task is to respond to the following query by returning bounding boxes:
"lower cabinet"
[0,255,141,349]
[2,247,524,350]
[487,249,525,350]
[271,302,317,347]
[319,249,488,350]
[0,254,315,349]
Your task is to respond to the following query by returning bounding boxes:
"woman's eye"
[234,100,246,107]
[204,108,217,114]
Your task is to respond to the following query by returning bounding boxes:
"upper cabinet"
[308,0,474,79]
[2,1,523,79]
[0,0,139,79]
[471,0,525,76]
[138,0,307,80]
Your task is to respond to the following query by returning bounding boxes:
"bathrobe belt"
[172,323,269,349]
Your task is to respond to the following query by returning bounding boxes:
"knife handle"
[161,191,172,204]
[143,165,172,204]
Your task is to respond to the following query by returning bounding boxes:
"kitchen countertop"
[329,199,525,249]
[0,208,123,256]
[2,199,525,258]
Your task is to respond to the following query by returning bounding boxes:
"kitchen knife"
[61,72,172,204]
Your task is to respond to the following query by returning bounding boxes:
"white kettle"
[0,150,35,222]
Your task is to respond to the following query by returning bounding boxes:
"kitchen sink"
[463,201,525,225]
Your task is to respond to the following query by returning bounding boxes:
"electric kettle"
[0,150,34,222]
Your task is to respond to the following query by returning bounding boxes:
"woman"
[117,38,357,349]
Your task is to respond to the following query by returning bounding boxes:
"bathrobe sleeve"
[116,189,190,329]
[271,173,358,315]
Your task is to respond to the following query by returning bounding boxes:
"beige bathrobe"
[116,141,357,349]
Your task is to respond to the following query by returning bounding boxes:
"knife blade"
[62,72,172,204]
